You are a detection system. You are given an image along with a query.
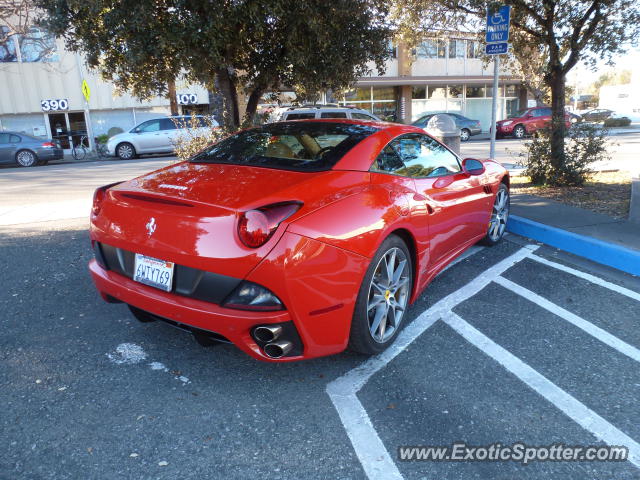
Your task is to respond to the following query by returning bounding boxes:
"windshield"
[190,122,379,172]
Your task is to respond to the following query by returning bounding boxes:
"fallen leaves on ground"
[511,171,632,219]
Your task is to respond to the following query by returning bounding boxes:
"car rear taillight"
[238,202,301,248]
[42,142,55,148]
[92,181,123,217]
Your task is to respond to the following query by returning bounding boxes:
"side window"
[0,133,10,144]
[320,112,347,119]
[137,120,161,133]
[285,113,316,120]
[371,134,460,178]
[9,134,21,143]
[539,108,552,117]
[159,118,177,130]
[351,112,375,120]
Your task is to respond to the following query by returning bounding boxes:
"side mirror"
[462,158,485,176]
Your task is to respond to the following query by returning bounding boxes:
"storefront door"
[47,112,88,151]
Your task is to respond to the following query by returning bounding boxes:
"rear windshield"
[190,122,379,172]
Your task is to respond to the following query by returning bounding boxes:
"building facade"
[342,38,527,131]
[1,26,528,149]
[0,28,208,150]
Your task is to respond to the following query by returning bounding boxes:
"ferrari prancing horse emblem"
[146,217,157,237]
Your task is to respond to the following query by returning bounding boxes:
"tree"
[178,0,392,128]
[38,0,392,129]
[393,0,640,185]
[37,0,184,114]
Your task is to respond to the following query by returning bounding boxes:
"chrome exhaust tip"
[253,325,283,343]
[263,340,293,359]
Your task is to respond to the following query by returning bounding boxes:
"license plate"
[133,254,174,292]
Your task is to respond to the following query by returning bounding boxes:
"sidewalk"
[508,193,640,276]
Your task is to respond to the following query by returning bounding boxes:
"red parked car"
[495,106,571,138]
[89,120,510,361]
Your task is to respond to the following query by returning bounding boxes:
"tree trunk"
[167,79,179,116]
[245,87,265,125]
[216,67,240,130]
[548,68,567,183]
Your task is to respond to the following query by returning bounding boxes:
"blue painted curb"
[506,215,640,276]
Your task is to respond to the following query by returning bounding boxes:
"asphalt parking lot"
[2,220,639,479]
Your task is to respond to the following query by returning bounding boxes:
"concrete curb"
[507,215,640,276]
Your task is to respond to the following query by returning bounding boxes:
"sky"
[571,47,640,89]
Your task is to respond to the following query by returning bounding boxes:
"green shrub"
[95,134,110,144]
[520,122,611,186]
[603,116,631,127]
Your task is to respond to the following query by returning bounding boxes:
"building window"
[387,40,397,59]
[412,86,426,99]
[466,86,486,98]
[505,85,518,97]
[344,87,372,102]
[449,39,465,58]
[467,40,481,59]
[372,87,395,101]
[417,39,446,59]
[18,27,58,62]
[428,85,447,99]
[0,26,17,62]
[448,85,463,99]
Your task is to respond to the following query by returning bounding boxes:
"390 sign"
[41,99,69,111]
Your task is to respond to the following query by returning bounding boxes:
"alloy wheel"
[460,129,470,142]
[367,247,410,343]
[16,150,36,167]
[514,126,525,139]
[488,187,509,242]
[117,144,134,159]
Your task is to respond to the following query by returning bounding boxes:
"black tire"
[15,149,38,167]
[348,235,413,355]
[513,124,526,139]
[128,305,156,323]
[116,142,136,160]
[460,128,471,142]
[479,183,510,246]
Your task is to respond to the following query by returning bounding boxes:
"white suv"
[274,106,382,122]
[107,115,218,160]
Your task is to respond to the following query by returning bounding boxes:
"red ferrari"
[89,120,509,361]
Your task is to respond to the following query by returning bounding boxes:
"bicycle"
[71,134,89,161]
[95,141,110,159]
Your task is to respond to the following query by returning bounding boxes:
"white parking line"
[529,254,640,302]
[327,245,538,480]
[495,276,640,364]
[444,311,640,469]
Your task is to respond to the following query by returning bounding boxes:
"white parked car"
[273,106,383,122]
[106,115,218,160]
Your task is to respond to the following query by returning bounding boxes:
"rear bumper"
[89,231,369,362]
[37,148,64,160]
[89,259,297,361]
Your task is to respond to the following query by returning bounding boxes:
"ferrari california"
[89,120,510,361]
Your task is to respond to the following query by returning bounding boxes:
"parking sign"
[486,5,511,43]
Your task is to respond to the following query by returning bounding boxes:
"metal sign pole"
[490,55,499,159]
[485,4,510,160]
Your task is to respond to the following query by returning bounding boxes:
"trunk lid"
[91,161,368,280]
